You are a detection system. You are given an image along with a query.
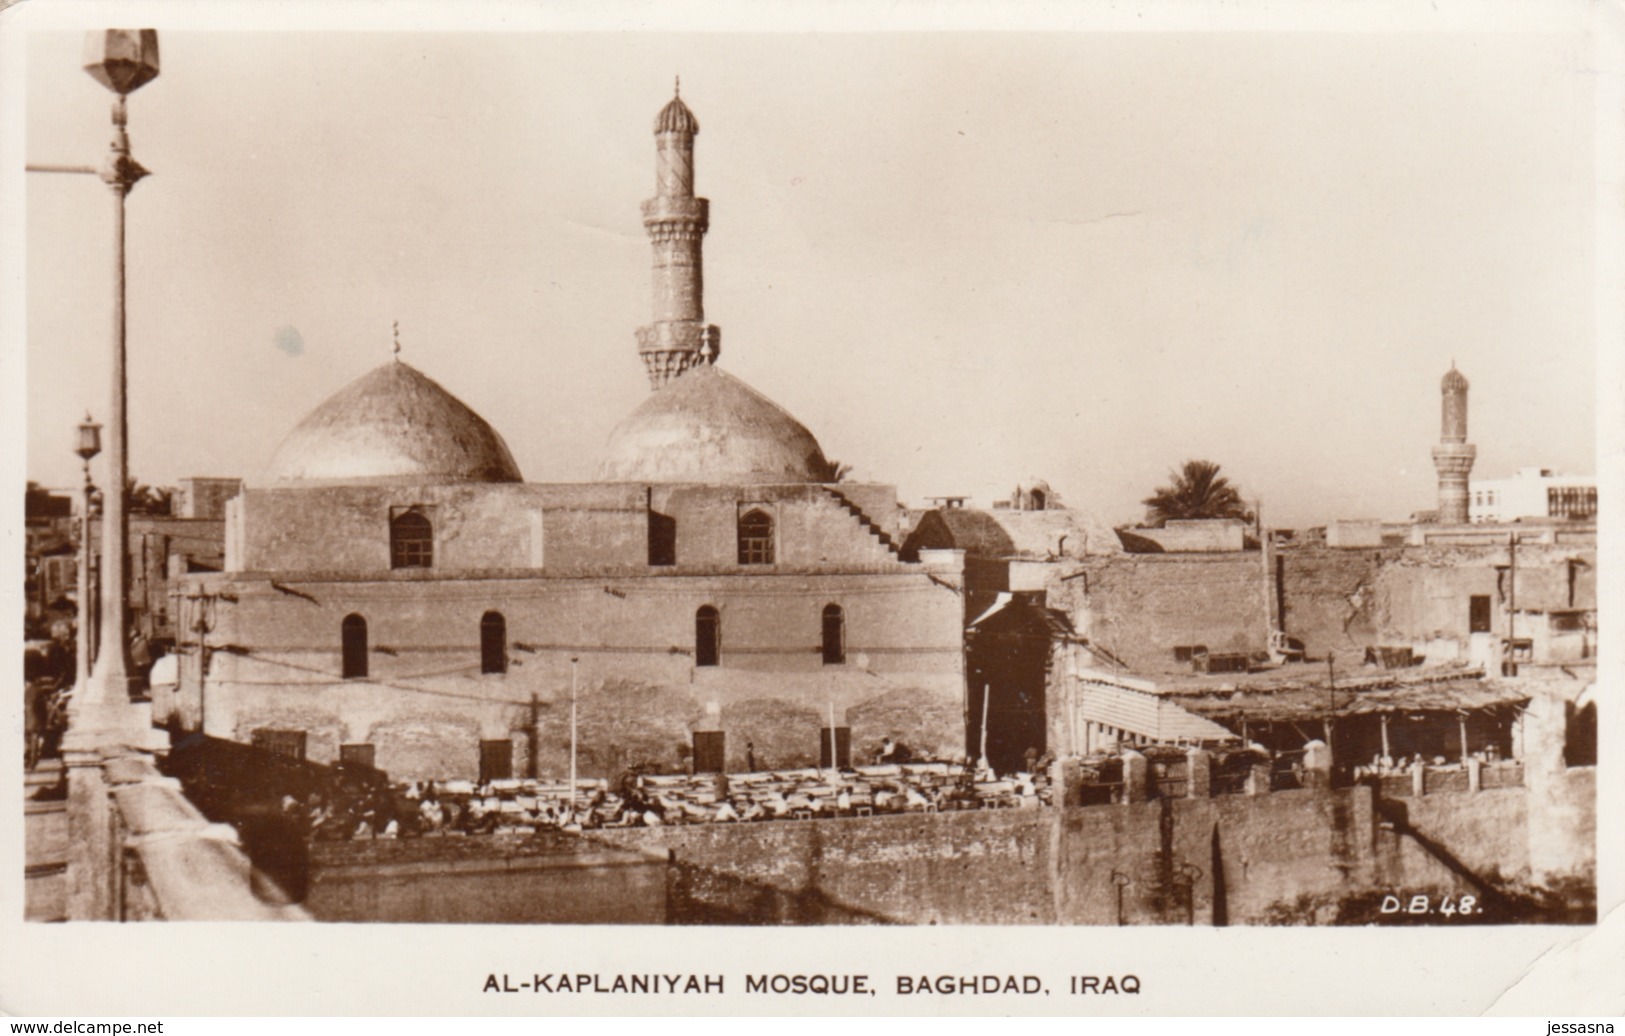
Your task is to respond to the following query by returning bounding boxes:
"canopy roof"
[1160,666,1530,724]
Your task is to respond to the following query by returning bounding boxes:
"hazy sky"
[19,25,1599,528]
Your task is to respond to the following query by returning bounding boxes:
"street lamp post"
[73,414,102,695]
[77,29,159,730]
[51,31,165,922]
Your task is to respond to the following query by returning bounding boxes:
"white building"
[1469,467,1596,523]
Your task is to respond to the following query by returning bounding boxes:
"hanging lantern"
[83,30,160,96]
[76,412,102,462]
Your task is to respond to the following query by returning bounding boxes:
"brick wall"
[594,808,1056,925]
[174,565,966,779]
[1042,545,1594,675]
[584,780,1590,926]
[305,835,667,924]
[240,482,911,576]
[1053,554,1270,673]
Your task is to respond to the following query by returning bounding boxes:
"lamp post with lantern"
[53,31,167,921]
[74,29,160,731]
[73,414,102,695]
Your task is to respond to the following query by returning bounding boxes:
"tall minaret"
[636,81,720,390]
[1431,364,1476,523]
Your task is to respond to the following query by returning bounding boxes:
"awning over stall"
[1164,667,1529,724]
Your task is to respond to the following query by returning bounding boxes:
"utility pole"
[1506,531,1519,676]
[569,656,580,807]
[1325,651,1337,743]
[527,693,540,780]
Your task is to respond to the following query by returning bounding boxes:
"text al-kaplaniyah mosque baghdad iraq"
[37,82,1597,926]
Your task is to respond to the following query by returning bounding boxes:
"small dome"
[655,94,699,135]
[1441,366,1469,393]
[267,361,522,486]
[598,365,831,484]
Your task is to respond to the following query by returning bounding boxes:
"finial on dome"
[1441,363,1468,393]
[674,75,680,98]
[392,320,401,361]
[654,85,699,135]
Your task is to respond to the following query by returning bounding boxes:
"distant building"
[24,484,76,638]
[1119,519,1247,553]
[176,477,243,520]
[1470,467,1597,524]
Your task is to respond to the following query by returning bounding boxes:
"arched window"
[390,509,433,569]
[1029,488,1047,511]
[341,614,368,679]
[822,604,845,665]
[738,509,774,565]
[695,606,720,667]
[480,611,507,675]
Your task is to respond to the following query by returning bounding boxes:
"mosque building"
[154,96,1597,789]
[162,90,969,782]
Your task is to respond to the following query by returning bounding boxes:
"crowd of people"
[270,756,1057,843]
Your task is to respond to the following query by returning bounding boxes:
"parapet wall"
[598,807,1054,924]
[64,745,309,922]
[590,773,1592,925]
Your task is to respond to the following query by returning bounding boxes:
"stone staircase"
[819,487,902,559]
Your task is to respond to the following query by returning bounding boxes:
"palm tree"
[815,458,854,484]
[1141,460,1252,528]
[126,479,173,517]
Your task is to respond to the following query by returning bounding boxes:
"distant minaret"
[1431,364,1476,523]
[636,81,720,390]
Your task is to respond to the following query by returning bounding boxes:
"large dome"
[598,365,831,484]
[266,361,522,486]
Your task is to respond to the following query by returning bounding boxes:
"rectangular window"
[479,739,513,784]
[819,727,852,769]
[480,612,508,674]
[1549,486,1597,520]
[822,605,846,665]
[1550,611,1587,633]
[692,731,725,774]
[1469,595,1493,634]
[339,743,376,769]
[648,510,677,567]
[253,729,307,762]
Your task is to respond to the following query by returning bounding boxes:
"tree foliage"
[126,479,174,517]
[1141,460,1252,528]
[815,458,854,484]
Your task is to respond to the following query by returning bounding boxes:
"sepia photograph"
[4,0,1618,1018]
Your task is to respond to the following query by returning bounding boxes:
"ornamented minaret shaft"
[1432,364,1476,523]
[636,82,720,390]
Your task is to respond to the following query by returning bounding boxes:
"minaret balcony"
[637,322,720,354]
[1431,444,1477,475]
[642,195,708,224]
